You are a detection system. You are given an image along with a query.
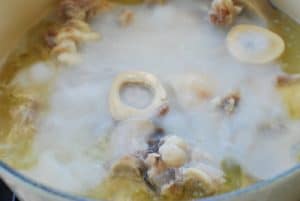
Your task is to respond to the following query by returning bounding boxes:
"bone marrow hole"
[120,82,154,109]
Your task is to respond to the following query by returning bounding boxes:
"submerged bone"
[107,132,223,198]
[156,136,189,169]
[111,155,145,179]
[182,168,218,195]
[159,144,187,168]
[161,167,223,199]
[163,135,189,153]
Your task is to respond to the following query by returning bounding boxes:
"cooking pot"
[0,0,299,201]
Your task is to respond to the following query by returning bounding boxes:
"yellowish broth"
[269,10,300,74]
[266,4,300,119]
[0,20,54,169]
[87,159,256,201]
[0,0,299,200]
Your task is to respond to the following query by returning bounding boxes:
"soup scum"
[0,0,300,200]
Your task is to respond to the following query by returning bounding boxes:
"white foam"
[21,0,300,194]
[12,62,56,87]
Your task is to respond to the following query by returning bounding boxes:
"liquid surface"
[268,6,300,73]
[0,0,299,200]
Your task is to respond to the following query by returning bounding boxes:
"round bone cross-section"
[226,24,285,64]
[109,71,168,121]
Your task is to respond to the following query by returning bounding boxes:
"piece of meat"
[209,0,243,26]
[212,91,240,114]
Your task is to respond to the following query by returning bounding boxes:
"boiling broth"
[0,0,299,200]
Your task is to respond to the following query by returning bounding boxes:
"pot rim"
[1,160,300,201]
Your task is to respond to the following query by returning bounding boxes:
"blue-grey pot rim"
[1,160,300,201]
